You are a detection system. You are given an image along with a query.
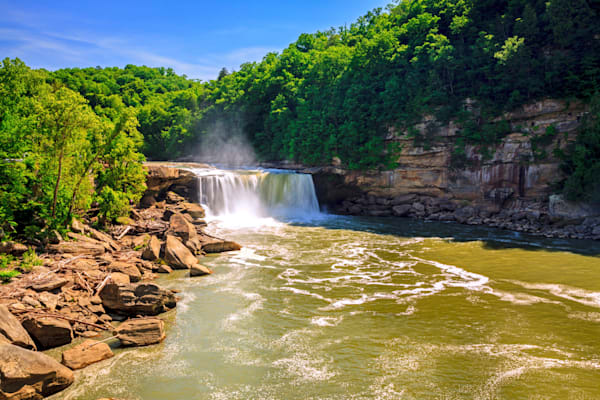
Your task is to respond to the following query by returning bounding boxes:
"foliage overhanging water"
[54,169,600,400]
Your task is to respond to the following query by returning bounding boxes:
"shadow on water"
[284,214,600,257]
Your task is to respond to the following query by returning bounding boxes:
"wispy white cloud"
[0,15,279,81]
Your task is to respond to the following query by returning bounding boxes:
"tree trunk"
[51,147,64,218]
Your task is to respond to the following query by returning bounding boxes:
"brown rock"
[0,343,74,399]
[108,262,142,283]
[116,318,165,347]
[88,227,121,251]
[38,292,58,311]
[61,339,114,370]
[167,213,198,243]
[108,272,130,285]
[30,273,69,292]
[0,305,36,350]
[179,202,205,219]
[21,316,73,350]
[190,264,212,277]
[131,234,150,249]
[99,282,177,316]
[156,264,173,274]
[49,240,106,256]
[141,236,161,261]
[71,218,87,233]
[163,235,199,270]
[165,191,185,204]
[0,241,28,256]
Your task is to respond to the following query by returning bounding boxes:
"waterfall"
[190,168,320,218]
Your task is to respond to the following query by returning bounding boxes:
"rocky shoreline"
[330,192,600,241]
[0,165,240,399]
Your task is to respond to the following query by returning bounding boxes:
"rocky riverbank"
[0,165,240,399]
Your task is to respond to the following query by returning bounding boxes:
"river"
[55,168,600,400]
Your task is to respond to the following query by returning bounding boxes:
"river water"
[55,169,600,400]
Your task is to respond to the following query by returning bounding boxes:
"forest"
[1,0,599,237]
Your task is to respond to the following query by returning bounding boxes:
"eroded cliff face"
[341,100,584,201]
[308,99,600,240]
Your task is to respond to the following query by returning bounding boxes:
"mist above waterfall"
[195,119,256,167]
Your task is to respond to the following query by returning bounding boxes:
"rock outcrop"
[0,343,74,399]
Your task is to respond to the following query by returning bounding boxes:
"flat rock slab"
[21,316,73,350]
[0,305,36,350]
[116,318,165,347]
[61,339,114,370]
[0,343,74,399]
[30,274,69,292]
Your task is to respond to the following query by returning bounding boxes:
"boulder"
[190,264,213,277]
[201,240,241,254]
[197,233,242,254]
[167,213,197,243]
[454,206,476,223]
[38,292,58,311]
[0,343,74,399]
[392,204,412,217]
[99,282,177,316]
[0,305,36,350]
[156,264,173,274]
[71,218,87,233]
[115,318,165,347]
[30,273,69,292]
[108,272,130,285]
[61,339,114,370]
[165,191,185,204]
[141,236,161,261]
[132,234,150,249]
[108,262,142,283]
[179,202,205,219]
[163,235,199,270]
[21,316,73,350]
[0,241,28,256]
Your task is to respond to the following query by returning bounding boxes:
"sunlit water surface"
[50,212,600,400]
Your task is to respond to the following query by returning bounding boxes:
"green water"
[54,215,600,400]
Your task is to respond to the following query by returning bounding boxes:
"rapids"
[52,168,600,400]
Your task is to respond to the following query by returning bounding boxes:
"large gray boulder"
[0,305,36,350]
[99,282,177,316]
[0,343,74,399]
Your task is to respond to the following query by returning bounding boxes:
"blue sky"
[0,0,390,81]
